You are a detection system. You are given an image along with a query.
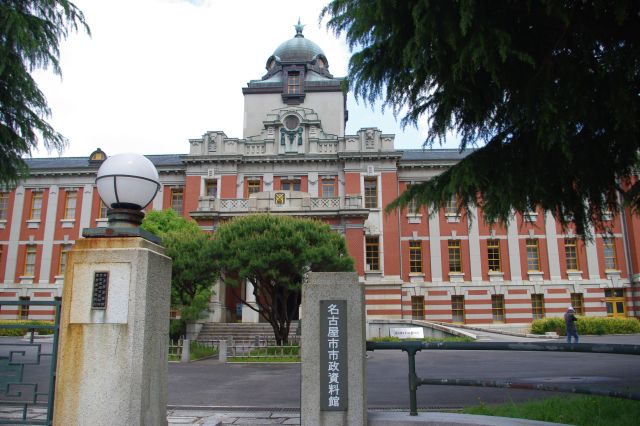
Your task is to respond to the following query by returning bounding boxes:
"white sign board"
[390,327,424,339]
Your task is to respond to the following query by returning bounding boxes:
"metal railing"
[224,337,300,361]
[366,340,640,416]
[0,300,61,425]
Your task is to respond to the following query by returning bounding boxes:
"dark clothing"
[564,311,579,343]
[564,311,578,332]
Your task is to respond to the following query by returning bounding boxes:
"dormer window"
[282,68,305,105]
[287,72,300,94]
[89,148,107,165]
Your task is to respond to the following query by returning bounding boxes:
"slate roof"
[24,154,185,171]
[21,149,472,174]
[400,149,473,162]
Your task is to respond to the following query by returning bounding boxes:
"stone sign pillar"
[54,237,171,426]
[301,272,366,426]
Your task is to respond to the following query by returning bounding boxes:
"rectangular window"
[492,295,505,322]
[246,179,261,196]
[64,190,77,220]
[24,245,37,276]
[19,297,29,320]
[603,238,618,270]
[448,240,462,273]
[451,295,465,323]
[29,191,43,220]
[411,296,424,320]
[98,200,108,219]
[564,238,579,271]
[531,294,545,319]
[281,179,301,191]
[487,239,501,272]
[0,192,9,220]
[405,184,418,214]
[445,195,458,216]
[365,236,380,271]
[320,178,336,198]
[58,244,73,275]
[364,177,378,208]
[205,179,218,197]
[526,238,540,271]
[171,187,184,214]
[287,72,300,94]
[570,293,584,315]
[409,240,423,273]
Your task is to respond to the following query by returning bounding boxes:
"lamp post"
[84,152,161,242]
[54,152,171,426]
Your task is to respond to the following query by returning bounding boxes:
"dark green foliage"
[0,320,54,336]
[142,210,217,325]
[323,1,640,237]
[213,214,354,344]
[530,316,640,335]
[0,1,89,184]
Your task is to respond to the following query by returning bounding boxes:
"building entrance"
[604,289,627,317]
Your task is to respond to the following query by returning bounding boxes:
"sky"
[33,0,459,159]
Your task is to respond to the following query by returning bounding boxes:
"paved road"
[168,334,640,409]
[2,334,639,410]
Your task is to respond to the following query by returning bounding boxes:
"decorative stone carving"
[365,129,375,149]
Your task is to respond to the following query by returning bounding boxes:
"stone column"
[242,280,260,323]
[54,237,171,426]
[209,278,227,323]
[301,272,366,426]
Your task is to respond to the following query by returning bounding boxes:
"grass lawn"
[462,395,640,426]
[168,341,218,362]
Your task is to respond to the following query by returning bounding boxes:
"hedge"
[0,320,56,336]
[530,316,640,336]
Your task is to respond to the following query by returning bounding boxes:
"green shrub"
[0,320,55,336]
[530,316,640,336]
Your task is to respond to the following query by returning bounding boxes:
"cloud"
[33,0,452,158]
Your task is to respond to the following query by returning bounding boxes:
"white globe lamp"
[95,153,160,228]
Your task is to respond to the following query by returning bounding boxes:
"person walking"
[564,306,579,344]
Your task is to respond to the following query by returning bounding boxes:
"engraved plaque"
[320,300,348,411]
[91,271,109,309]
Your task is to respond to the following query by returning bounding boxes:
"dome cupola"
[271,20,325,64]
[264,19,331,77]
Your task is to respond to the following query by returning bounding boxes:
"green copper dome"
[272,21,325,63]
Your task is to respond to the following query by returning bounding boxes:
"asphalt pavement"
[167,333,640,410]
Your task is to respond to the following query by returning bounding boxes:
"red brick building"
[1,26,638,326]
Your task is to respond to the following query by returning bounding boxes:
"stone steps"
[196,321,299,342]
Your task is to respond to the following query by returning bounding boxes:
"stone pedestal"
[301,272,366,426]
[54,237,172,426]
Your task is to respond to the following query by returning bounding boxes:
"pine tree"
[212,214,354,345]
[0,1,89,185]
[323,0,640,236]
